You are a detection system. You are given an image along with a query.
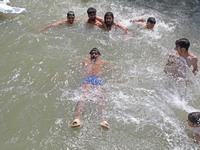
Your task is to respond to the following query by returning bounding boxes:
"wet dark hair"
[67,11,75,17]
[175,38,190,50]
[89,48,101,55]
[104,12,114,21]
[87,7,97,14]
[188,112,200,126]
[147,17,156,24]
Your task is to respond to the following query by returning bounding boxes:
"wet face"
[90,51,99,61]
[174,45,182,55]
[88,13,96,22]
[146,23,155,30]
[67,15,75,24]
[105,16,113,26]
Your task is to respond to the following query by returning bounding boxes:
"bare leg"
[97,86,110,129]
[70,84,89,127]
[70,101,85,127]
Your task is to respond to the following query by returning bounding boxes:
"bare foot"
[100,121,110,129]
[70,118,81,127]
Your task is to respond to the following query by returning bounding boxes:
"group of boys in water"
[35,7,157,129]
[35,7,156,33]
[36,7,200,143]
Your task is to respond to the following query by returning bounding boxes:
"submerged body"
[96,12,129,34]
[86,7,102,28]
[187,112,200,144]
[129,17,156,30]
[35,11,79,32]
[164,54,188,79]
[164,38,198,79]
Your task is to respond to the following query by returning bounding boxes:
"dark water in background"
[1,0,200,149]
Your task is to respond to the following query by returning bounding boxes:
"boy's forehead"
[68,14,74,17]
[147,22,155,25]
[89,12,96,15]
[106,15,112,18]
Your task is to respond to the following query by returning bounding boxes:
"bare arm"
[164,54,174,73]
[75,18,80,23]
[192,57,198,75]
[81,58,87,69]
[130,18,145,23]
[115,23,129,34]
[194,133,200,144]
[35,20,66,33]
[96,16,104,23]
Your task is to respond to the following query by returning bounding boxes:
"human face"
[67,15,75,24]
[187,120,198,127]
[146,23,155,30]
[90,51,99,60]
[174,45,182,55]
[88,13,96,21]
[105,16,113,26]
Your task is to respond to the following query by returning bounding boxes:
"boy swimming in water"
[130,17,156,30]
[35,11,79,32]
[187,112,200,144]
[164,38,198,79]
[96,12,129,34]
[86,7,102,28]
[70,48,109,129]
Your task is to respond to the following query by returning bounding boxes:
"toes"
[100,121,110,129]
[70,119,81,127]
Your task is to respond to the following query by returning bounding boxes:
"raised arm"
[35,20,66,33]
[130,18,145,23]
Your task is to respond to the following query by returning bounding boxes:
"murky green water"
[1,0,200,149]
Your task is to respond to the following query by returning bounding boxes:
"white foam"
[0,2,26,14]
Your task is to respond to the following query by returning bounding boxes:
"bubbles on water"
[55,118,63,126]
[1,0,200,149]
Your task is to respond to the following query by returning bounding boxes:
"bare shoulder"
[83,57,90,63]
[115,22,124,28]
[99,58,107,63]
[52,20,66,26]
[102,22,107,28]
[189,53,198,59]
[75,18,80,22]
[61,19,68,22]
[188,53,198,65]
[100,59,108,67]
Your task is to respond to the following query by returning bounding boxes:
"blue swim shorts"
[82,76,103,85]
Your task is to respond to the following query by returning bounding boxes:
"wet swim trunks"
[82,76,103,85]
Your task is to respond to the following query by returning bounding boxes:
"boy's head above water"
[188,112,200,127]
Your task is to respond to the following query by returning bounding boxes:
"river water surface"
[1,0,200,149]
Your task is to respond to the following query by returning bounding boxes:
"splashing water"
[1,0,200,149]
